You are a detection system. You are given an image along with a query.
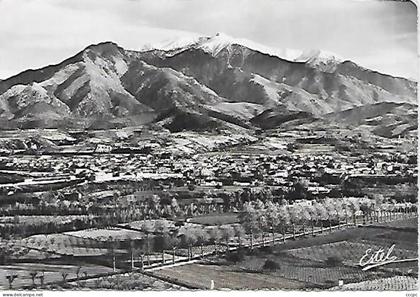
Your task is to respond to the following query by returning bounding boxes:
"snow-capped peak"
[142,35,205,52]
[294,49,343,66]
[145,33,343,66]
[198,32,234,56]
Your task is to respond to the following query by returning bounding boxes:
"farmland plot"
[0,215,93,226]
[14,234,120,257]
[118,219,176,231]
[234,254,376,287]
[376,217,418,229]
[0,263,115,289]
[152,263,307,290]
[174,244,227,257]
[287,240,416,267]
[367,231,418,250]
[331,276,418,291]
[188,213,239,226]
[65,227,146,241]
[60,272,187,290]
[130,252,184,265]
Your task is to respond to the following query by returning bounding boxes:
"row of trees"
[238,197,417,248]
[103,222,241,271]
[5,266,91,289]
[3,196,415,288]
[108,196,417,271]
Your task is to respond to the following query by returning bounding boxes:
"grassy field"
[375,217,418,229]
[188,213,239,226]
[152,263,308,290]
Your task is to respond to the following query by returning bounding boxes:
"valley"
[0,33,417,291]
[0,124,417,290]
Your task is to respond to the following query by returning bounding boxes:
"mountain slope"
[122,60,223,111]
[0,34,416,135]
[325,102,418,138]
[0,42,230,129]
[138,35,416,116]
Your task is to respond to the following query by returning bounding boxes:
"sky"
[0,0,417,79]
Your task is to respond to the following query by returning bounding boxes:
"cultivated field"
[0,263,115,289]
[287,240,416,267]
[152,263,308,290]
[5,233,122,258]
[331,276,418,291]
[54,272,186,290]
[188,213,239,226]
[65,227,146,241]
[152,217,418,290]
[118,219,176,231]
[0,215,93,226]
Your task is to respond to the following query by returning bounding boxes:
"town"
[0,126,417,290]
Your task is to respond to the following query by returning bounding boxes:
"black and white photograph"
[0,0,417,293]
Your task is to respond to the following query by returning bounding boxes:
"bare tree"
[373,194,385,222]
[305,204,317,236]
[347,199,361,225]
[6,274,18,289]
[61,272,69,284]
[233,224,245,247]
[332,199,346,228]
[76,266,82,282]
[278,205,290,242]
[38,272,45,288]
[154,220,171,263]
[208,227,222,255]
[313,201,328,233]
[29,271,37,287]
[238,202,259,249]
[264,201,280,245]
[167,235,180,264]
[300,205,312,235]
[181,227,197,261]
[255,200,267,246]
[193,228,209,258]
[94,278,102,289]
[287,205,301,239]
[219,225,234,253]
[141,221,154,266]
[359,198,373,224]
[323,198,336,232]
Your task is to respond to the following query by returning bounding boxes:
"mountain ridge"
[0,37,416,136]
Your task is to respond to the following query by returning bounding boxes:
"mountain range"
[0,33,417,136]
